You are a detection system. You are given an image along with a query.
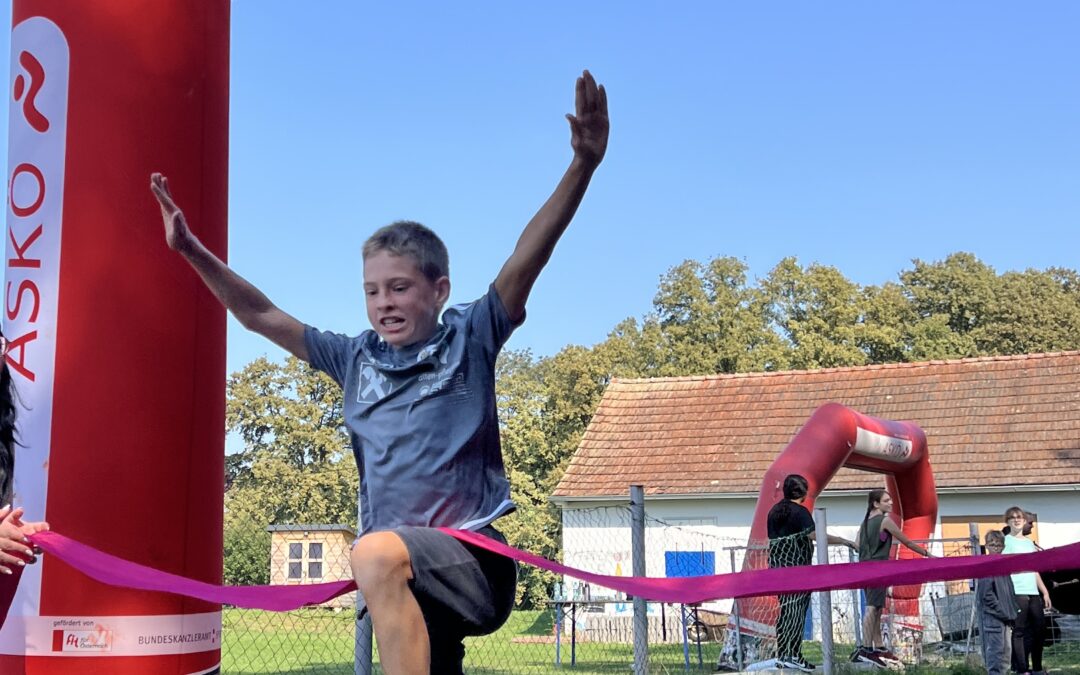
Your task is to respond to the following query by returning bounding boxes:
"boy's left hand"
[567,70,609,168]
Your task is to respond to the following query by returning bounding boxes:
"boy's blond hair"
[984,530,1005,547]
[363,220,449,282]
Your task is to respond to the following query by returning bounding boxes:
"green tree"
[227,356,348,480]
[223,357,358,585]
[762,257,866,369]
[860,282,914,364]
[648,257,789,375]
[974,268,1080,355]
[900,253,997,342]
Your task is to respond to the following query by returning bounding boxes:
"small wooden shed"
[267,524,357,608]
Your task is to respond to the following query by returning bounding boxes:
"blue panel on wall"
[665,551,715,577]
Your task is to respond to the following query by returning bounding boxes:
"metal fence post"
[355,609,373,675]
[355,495,372,674]
[729,548,744,671]
[849,546,863,649]
[966,522,982,655]
[814,508,835,675]
[631,485,648,675]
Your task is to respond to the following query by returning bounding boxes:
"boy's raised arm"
[149,173,309,361]
[494,70,609,323]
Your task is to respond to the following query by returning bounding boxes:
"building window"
[308,542,324,579]
[284,539,325,581]
[288,542,303,580]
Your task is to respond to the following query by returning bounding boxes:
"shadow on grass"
[519,610,554,636]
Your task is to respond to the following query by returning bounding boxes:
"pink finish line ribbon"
[28,530,1080,612]
[30,531,354,612]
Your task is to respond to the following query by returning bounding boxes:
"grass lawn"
[222,608,1080,674]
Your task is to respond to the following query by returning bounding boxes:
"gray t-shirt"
[304,285,518,534]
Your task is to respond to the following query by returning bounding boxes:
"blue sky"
[5,2,1079,375]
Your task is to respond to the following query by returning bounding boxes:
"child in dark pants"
[977,531,1020,675]
[766,474,854,672]
[1003,507,1052,675]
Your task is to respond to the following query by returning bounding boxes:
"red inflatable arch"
[2,2,228,673]
[740,403,938,635]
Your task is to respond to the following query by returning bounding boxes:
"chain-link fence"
[220,495,1080,673]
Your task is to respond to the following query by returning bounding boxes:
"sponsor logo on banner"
[854,427,913,463]
[0,16,70,655]
[51,622,113,653]
[22,613,222,657]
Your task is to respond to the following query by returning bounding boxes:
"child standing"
[852,488,932,669]
[151,71,608,674]
[977,531,1020,675]
[766,474,855,672]
[1003,507,1052,675]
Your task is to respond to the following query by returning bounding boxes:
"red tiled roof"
[552,351,1080,499]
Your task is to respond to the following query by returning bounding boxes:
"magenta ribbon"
[27,530,1080,612]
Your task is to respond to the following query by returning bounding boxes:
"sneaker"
[856,650,890,669]
[850,646,867,663]
[875,648,902,664]
[776,656,816,672]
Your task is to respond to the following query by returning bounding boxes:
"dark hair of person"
[861,488,888,530]
[0,329,15,504]
[782,474,808,501]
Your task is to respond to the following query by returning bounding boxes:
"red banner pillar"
[2,2,228,673]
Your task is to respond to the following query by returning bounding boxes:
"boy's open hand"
[566,70,608,168]
[150,173,195,254]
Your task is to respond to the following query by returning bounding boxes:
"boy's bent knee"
[351,531,413,594]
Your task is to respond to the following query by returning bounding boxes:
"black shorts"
[865,586,887,608]
[390,525,518,673]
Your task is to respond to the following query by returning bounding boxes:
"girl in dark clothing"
[767,474,854,672]
[852,489,931,669]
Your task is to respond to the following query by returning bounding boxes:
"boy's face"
[985,540,1005,555]
[363,250,449,349]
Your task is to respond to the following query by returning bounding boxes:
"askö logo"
[13,50,49,132]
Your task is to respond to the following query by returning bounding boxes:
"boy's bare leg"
[351,532,429,674]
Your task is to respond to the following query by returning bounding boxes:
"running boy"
[150,70,608,674]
